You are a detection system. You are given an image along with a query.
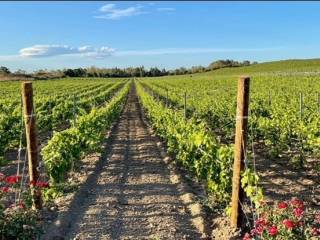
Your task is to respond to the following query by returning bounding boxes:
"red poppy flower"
[294,208,304,218]
[254,225,264,235]
[311,227,320,236]
[5,175,21,184]
[36,181,49,188]
[250,228,257,236]
[243,233,251,240]
[268,226,278,236]
[283,219,295,229]
[291,198,304,209]
[29,180,36,186]
[278,201,288,209]
[255,218,267,226]
[1,186,9,193]
[18,202,25,209]
[30,180,49,188]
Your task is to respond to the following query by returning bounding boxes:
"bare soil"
[42,86,207,240]
[255,147,320,208]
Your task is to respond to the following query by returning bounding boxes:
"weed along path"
[44,86,206,240]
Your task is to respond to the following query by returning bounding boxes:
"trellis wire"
[15,96,25,205]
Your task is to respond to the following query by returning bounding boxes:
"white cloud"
[94,4,145,20]
[100,4,116,12]
[94,3,176,20]
[85,46,116,59]
[0,46,283,62]
[20,45,78,57]
[78,46,94,52]
[19,45,115,59]
[157,7,175,12]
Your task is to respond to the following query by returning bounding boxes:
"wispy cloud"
[94,3,176,20]
[94,4,146,20]
[0,46,283,62]
[19,45,115,59]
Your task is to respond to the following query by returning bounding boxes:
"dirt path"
[45,86,203,240]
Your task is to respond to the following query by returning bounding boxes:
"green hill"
[145,58,320,82]
[209,58,320,75]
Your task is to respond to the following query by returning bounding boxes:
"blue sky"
[1,1,320,72]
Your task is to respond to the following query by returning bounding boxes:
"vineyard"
[0,60,320,239]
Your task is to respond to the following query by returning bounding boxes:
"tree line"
[0,60,257,80]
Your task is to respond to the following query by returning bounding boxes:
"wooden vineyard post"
[231,76,250,229]
[184,91,187,120]
[22,82,42,210]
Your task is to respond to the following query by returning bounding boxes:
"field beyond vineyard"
[0,59,319,239]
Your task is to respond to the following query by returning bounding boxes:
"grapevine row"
[42,81,131,183]
[136,81,235,204]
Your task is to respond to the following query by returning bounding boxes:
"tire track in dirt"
[55,85,203,240]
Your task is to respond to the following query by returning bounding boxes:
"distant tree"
[242,60,250,66]
[14,69,27,75]
[73,68,86,77]
[149,67,162,77]
[0,66,10,74]
[131,67,142,77]
[86,66,99,77]
[63,69,76,77]
[1,58,257,81]
[191,66,206,73]
[33,69,50,79]
[208,59,253,70]
[161,68,168,76]
[139,66,145,77]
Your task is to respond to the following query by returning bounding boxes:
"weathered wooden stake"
[184,91,187,120]
[22,82,42,210]
[299,92,303,120]
[231,76,250,229]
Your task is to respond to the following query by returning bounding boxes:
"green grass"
[209,58,320,75]
[143,58,320,82]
